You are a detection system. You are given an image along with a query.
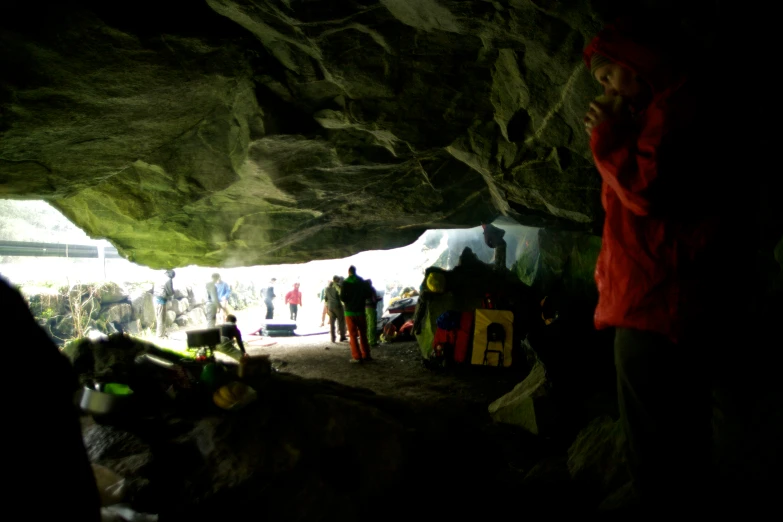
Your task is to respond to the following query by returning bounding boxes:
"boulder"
[188,285,207,309]
[103,303,133,324]
[22,286,66,317]
[177,298,190,314]
[165,311,177,325]
[488,361,558,435]
[168,298,182,316]
[175,316,188,327]
[98,282,128,305]
[54,314,75,339]
[121,319,142,335]
[131,292,156,329]
[566,416,629,502]
[186,307,206,327]
[84,423,154,509]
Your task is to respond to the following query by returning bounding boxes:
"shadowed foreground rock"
[71,336,590,520]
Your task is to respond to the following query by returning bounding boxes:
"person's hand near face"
[584,100,613,135]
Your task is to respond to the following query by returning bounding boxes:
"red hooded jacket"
[285,285,302,306]
[584,25,722,343]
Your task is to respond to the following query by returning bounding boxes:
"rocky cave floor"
[247,336,525,411]
[78,326,608,521]
[76,318,783,521]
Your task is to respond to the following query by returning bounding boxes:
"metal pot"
[79,385,132,416]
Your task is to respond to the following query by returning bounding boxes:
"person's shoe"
[363,356,374,362]
[320,323,325,327]
[339,337,348,342]
[349,358,362,364]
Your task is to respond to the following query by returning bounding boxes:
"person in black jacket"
[263,278,276,320]
[340,266,372,363]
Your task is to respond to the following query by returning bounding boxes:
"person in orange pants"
[340,265,372,363]
[344,315,370,362]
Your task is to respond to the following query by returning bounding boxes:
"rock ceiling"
[0,1,732,267]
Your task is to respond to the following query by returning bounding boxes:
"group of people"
[261,278,303,321]
[153,270,233,339]
[323,265,381,363]
[153,270,245,356]
[259,271,384,363]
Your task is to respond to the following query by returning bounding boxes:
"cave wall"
[0,0,678,267]
[1,1,777,268]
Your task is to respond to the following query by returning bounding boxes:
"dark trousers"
[328,309,346,342]
[289,303,298,321]
[614,328,713,514]
[265,300,274,320]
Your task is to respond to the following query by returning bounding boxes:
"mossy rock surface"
[0,2,759,267]
[0,0,612,267]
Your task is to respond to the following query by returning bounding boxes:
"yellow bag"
[471,309,513,367]
[213,381,255,410]
[426,272,446,293]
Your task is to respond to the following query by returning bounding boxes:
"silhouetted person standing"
[264,278,276,320]
[154,269,175,338]
[583,18,726,515]
[215,275,231,324]
[325,276,347,345]
[206,272,228,329]
[341,266,372,363]
[1,276,100,521]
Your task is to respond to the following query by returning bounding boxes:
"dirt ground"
[146,304,529,420]
[250,335,526,409]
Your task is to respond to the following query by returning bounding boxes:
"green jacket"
[340,275,369,316]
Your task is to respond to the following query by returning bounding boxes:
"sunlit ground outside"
[1,199,538,353]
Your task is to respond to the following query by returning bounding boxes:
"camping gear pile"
[379,296,418,342]
[71,329,270,425]
[413,247,535,370]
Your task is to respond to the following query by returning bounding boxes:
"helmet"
[426,272,446,293]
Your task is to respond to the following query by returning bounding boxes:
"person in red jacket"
[583,20,723,515]
[285,282,303,322]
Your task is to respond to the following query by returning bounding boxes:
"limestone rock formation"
[103,303,133,324]
[130,292,156,329]
[566,415,629,500]
[3,2,774,269]
[97,283,129,305]
[488,359,557,434]
[1,0,617,267]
